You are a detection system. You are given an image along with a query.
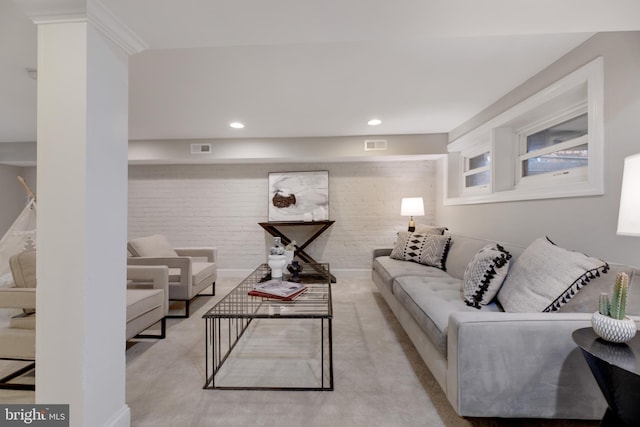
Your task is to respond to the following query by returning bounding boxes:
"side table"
[572,327,640,427]
[259,220,336,282]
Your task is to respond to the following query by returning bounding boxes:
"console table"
[259,220,336,282]
[573,327,640,427]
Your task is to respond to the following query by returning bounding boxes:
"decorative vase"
[268,254,287,279]
[591,311,637,343]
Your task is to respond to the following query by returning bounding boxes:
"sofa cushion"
[390,232,451,270]
[372,256,451,294]
[394,276,500,357]
[498,237,609,313]
[128,234,178,258]
[463,244,512,308]
[444,234,525,281]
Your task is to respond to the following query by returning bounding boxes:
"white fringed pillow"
[463,244,512,308]
[497,237,609,312]
[390,232,451,271]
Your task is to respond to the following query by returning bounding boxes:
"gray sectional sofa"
[372,232,640,420]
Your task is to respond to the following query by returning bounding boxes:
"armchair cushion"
[9,250,36,314]
[128,234,178,258]
[10,250,36,288]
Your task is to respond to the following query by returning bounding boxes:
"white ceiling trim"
[88,0,148,55]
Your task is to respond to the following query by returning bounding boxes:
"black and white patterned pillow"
[463,244,512,309]
[390,232,451,270]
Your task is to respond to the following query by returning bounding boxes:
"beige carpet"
[0,276,599,426]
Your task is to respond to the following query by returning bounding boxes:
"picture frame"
[268,171,329,222]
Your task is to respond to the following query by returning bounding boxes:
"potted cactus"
[591,272,637,343]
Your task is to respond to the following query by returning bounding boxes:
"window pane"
[527,114,588,153]
[465,170,490,187]
[468,152,490,170]
[523,143,588,176]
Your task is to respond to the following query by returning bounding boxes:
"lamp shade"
[617,153,640,236]
[401,197,424,216]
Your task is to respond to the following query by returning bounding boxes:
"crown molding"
[14,0,147,55]
[87,0,148,55]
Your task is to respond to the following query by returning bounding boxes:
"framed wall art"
[268,171,329,222]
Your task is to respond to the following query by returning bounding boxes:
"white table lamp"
[617,153,640,236]
[401,197,424,232]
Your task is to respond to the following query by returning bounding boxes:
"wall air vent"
[364,139,387,151]
[191,143,212,154]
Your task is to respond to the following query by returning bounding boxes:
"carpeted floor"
[0,276,600,426]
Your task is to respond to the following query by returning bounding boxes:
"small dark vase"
[287,261,303,281]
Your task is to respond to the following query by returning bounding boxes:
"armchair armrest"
[127,256,192,286]
[175,247,217,263]
[0,288,36,310]
[127,265,169,315]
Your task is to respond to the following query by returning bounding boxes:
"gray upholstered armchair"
[127,234,217,318]
[0,250,36,390]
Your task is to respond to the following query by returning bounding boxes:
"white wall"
[437,32,640,267]
[129,160,438,273]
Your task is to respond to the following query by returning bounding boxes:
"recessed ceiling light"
[368,119,382,126]
[229,122,245,129]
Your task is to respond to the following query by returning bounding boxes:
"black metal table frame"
[203,265,333,391]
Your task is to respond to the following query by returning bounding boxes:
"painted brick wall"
[128,160,437,272]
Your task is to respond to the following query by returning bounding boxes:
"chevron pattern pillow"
[463,244,512,309]
[390,232,452,270]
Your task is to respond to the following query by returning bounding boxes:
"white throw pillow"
[463,244,512,308]
[497,237,609,312]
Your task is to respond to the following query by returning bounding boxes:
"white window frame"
[444,57,603,205]
[462,148,491,195]
[516,104,589,189]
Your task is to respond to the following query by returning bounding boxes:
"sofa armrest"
[175,247,217,263]
[446,311,611,418]
[0,288,36,310]
[372,248,392,260]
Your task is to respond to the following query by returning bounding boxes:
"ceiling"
[2,0,640,143]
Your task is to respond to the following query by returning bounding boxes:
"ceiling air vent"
[191,143,212,154]
[364,139,387,151]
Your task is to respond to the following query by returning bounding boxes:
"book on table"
[248,279,307,301]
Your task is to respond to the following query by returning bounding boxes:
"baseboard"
[102,404,130,427]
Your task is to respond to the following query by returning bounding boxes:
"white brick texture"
[128,161,437,271]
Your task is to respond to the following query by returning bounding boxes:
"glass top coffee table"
[203,263,333,390]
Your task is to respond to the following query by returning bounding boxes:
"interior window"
[464,151,490,190]
[521,113,588,178]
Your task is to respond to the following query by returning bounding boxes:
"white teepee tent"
[0,177,36,286]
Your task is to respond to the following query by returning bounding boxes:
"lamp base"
[408,217,416,232]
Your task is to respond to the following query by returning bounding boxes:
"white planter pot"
[268,254,287,279]
[591,311,637,343]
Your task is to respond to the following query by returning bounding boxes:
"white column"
[36,19,130,427]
